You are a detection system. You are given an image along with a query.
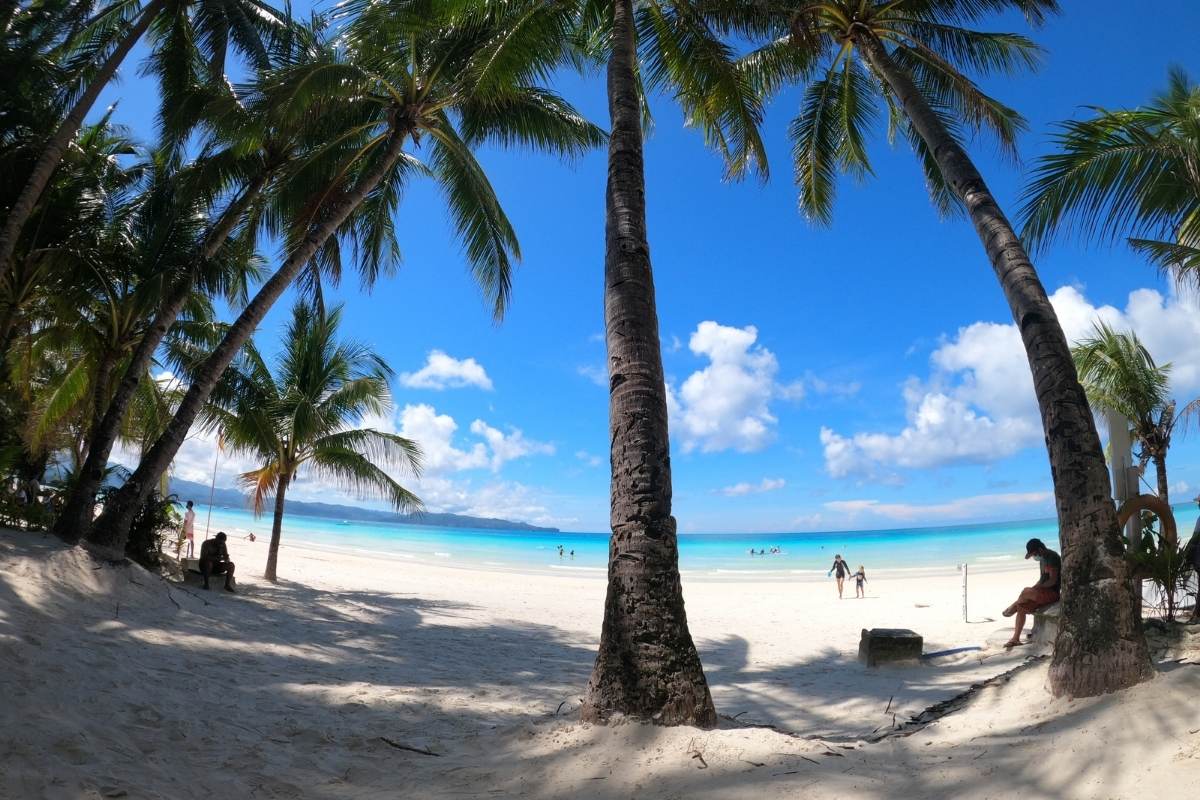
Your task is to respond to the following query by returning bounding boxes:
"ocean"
[187,502,1200,579]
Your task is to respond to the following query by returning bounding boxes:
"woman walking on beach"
[828,554,850,599]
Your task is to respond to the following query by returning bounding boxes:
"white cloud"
[575,450,603,468]
[397,404,489,473]
[819,386,1041,478]
[820,285,1200,478]
[669,321,795,453]
[469,419,555,471]
[403,476,575,528]
[577,364,608,387]
[824,491,1054,524]
[400,350,493,391]
[718,477,786,497]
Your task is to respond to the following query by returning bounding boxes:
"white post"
[958,563,968,622]
[1105,409,1138,545]
[1105,409,1144,616]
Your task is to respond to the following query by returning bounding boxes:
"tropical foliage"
[208,302,421,582]
[2,0,1195,719]
[1021,68,1200,286]
[1071,322,1199,505]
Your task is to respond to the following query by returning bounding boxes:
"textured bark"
[0,0,165,284]
[89,348,119,449]
[85,126,411,557]
[580,0,716,729]
[857,31,1152,698]
[263,471,290,582]
[53,172,271,544]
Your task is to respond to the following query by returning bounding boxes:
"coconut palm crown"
[1071,321,1198,505]
[1020,68,1200,286]
[701,0,1155,699]
[209,302,421,582]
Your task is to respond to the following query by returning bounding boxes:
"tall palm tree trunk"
[580,0,716,728]
[53,173,271,544]
[84,127,411,558]
[88,347,119,448]
[856,29,1152,698]
[264,470,290,582]
[0,0,165,285]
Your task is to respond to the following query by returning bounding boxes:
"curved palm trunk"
[0,0,165,287]
[53,173,271,544]
[84,127,411,558]
[88,348,119,448]
[857,31,1151,698]
[264,471,290,582]
[580,0,716,728]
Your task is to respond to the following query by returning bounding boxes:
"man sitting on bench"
[199,531,236,592]
[1001,537,1059,647]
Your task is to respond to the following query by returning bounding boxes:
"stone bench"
[858,628,923,667]
[1030,602,1060,646]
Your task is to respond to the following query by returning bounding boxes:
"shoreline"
[193,505,1062,582]
[3,526,1198,799]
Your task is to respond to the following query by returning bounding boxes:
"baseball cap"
[1025,538,1044,558]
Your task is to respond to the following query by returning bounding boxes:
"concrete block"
[858,628,923,667]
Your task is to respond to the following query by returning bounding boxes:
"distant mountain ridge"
[168,477,559,533]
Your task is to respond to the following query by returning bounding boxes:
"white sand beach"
[2,527,1198,799]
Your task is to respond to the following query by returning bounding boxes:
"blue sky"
[104,1,1200,532]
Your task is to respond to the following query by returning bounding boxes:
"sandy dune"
[1,528,1197,799]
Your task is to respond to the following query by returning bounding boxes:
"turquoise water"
[188,502,1200,578]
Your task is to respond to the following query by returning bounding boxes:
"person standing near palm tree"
[84,2,603,556]
[181,499,195,557]
[718,0,1150,698]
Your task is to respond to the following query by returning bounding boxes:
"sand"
[1,527,1198,799]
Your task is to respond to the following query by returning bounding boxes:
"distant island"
[167,477,560,533]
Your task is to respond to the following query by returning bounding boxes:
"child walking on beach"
[852,566,867,599]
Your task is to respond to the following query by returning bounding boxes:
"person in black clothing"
[828,554,850,599]
[1001,538,1059,647]
[199,531,236,592]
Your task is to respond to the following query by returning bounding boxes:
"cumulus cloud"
[469,419,555,471]
[575,450,603,468]
[577,364,608,388]
[400,350,493,391]
[820,285,1200,478]
[405,476,575,528]
[392,404,553,475]
[824,491,1054,524]
[397,403,490,473]
[669,321,797,453]
[718,477,786,497]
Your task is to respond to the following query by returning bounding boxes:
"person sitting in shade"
[198,531,236,593]
[1002,538,1060,647]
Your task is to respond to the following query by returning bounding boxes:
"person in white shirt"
[182,500,196,557]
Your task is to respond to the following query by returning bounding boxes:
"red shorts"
[1013,586,1059,613]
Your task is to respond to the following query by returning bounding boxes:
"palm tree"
[562,0,772,727]
[0,0,290,297]
[50,76,293,544]
[84,1,603,556]
[1071,322,1198,506]
[1021,67,1200,284]
[208,303,420,582]
[718,0,1151,697]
